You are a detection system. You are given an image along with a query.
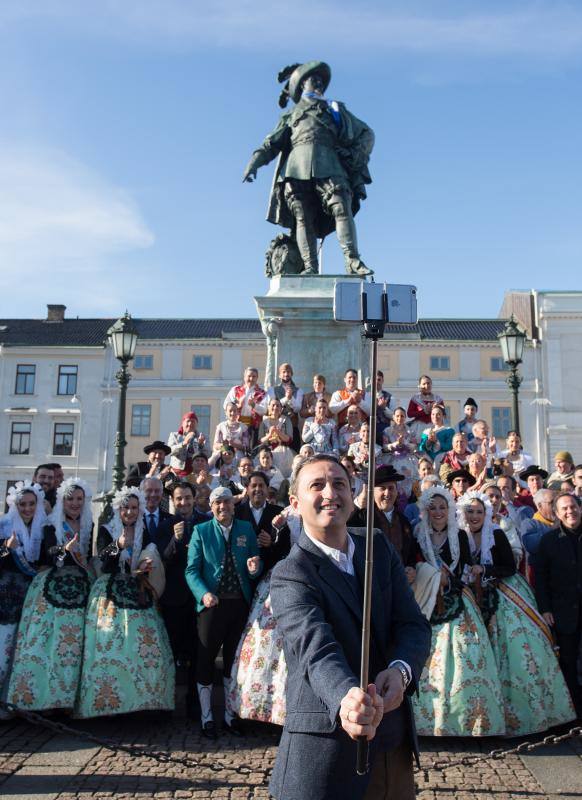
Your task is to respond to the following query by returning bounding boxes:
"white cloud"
[0,144,154,311]
[2,1,582,59]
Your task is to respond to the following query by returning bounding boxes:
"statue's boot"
[335,207,374,277]
[296,221,319,275]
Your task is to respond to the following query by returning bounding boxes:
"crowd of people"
[1,363,581,745]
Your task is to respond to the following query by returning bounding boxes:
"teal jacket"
[185,517,262,612]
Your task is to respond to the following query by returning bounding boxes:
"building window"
[191,404,211,439]
[15,364,36,395]
[57,365,78,396]
[53,423,74,456]
[193,355,213,370]
[492,407,512,439]
[10,422,31,455]
[490,357,508,372]
[134,355,154,370]
[429,356,450,371]
[131,404,151,437]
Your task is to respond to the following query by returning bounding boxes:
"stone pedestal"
[254,275,370,392]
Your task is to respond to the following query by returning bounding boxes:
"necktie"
[148,513,156,535]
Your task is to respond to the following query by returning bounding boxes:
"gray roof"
[0,317,507,348]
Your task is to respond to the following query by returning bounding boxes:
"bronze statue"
[243,61,375,277]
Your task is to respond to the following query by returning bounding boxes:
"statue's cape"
[265,101,374,238]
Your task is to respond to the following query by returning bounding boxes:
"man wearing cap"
[349,465,419,578]
[457,398,478,441]
[547,451,576,490]
[126,440,172,488]
[243,60,374,277]
[446,468,476,500]
[186,486,262,738]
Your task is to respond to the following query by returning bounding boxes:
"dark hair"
[554,491,581,513]
[256,444,273,456]
[192,452,209,462]
[34,463,55,476]
[497,474,517,490]
[418,374,431,384]
[49,463,62,470]
[344,368,357,377]
[393,406,406,415]
[574,464,582,472]
[376,370,384,378]
[289,454,351,496]
[248,470,270,487]
[170,482,195,498]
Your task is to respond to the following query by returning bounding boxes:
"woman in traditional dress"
[0,481,47,705]
[418,404,455,466]
[7,478,94,712]
[228,502,301,726]
[457,491,576,736]
[76,487,174,718]
[412,486,505,736]
[259,397,296,479]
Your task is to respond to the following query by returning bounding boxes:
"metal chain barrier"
[1,699,581,786]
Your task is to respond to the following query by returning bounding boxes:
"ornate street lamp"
[497,316,526,435]
[107,311,139,492]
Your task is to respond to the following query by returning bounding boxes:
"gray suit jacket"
[269,528,431,800]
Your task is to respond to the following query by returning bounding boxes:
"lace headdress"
[456,490,495,565]
[106,486,146,571]
[49,477,93,556]
[3,480,47,562]
[414,485,461,572]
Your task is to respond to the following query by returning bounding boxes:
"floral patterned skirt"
[487,574,576,736]
[228,574,287,725]
[0,570,31,704]
[75,573,175,718]
[7,565,91,711]
[413,587,506,736]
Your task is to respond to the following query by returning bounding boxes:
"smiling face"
[17,491,37,524]
[269,398,282,418]
[452,433,468,455]
[374,482,398,512]
[418,459,434,479]
[248,475,268,508]
[211,497,234,527]
[313,376,325,393]
[173,485,194,518]
[555,494,581,530]
[393,408,406,426]
[238,457,253,477]
[148,449,166,466]
[484,486,502,515]
[226,402,239,422]
[258,449,273,469]
[464,499,486,533]
[279,364,293,383]
[344,370,357,391]
[34,468,54,493]
[506,432,521,453]
[244,368,258,387]
[427,495,449,531]
[182,416,196,434]
[346,406,361,426]
[451,476,469,496]
[63,487,85,519]
[527,474,544,494]
[290,459,353,540]
[419,376,432,395]
[431,406,444,426]
[120,496,140,527]
[143,479,163,511]
[360,422,370,444]
[555,458,573,475]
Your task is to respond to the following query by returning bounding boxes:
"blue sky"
[1,1,581,321]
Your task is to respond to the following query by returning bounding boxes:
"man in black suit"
[126,440,172,487]
[234,470,289,571]
[140,476,173,546]
[349,465,419,578]
[156,482,201,717]
[535,491,582,717]
[270,455,431,800]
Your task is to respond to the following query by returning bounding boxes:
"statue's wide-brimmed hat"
[289,61,331,103]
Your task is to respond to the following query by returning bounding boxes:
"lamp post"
[498,316,526,435]
[107,311,139,493]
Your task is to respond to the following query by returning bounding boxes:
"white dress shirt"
[251,503,266,526]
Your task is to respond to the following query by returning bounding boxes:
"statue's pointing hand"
[242,162,257,183]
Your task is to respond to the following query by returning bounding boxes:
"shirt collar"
[304,528,355,575]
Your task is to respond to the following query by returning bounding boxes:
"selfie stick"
[356,282,387,776]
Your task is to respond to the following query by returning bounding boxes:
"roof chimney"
[46,304,66,323]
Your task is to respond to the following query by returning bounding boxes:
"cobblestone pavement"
[1,712,581,800]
